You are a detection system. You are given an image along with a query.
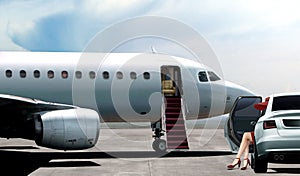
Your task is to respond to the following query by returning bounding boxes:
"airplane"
[0,51,254,152]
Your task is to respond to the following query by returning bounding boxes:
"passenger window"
[208,71,221,81]
[89,71,96,79]
[143,72,150,80]
[20,70,26,78]
[116,71,123,79]
[48,70,54,79]
[6,70,12,78]
[75,71,82,79]
[198,71,208,82]
[102,71,109,79]
[130,72,137,79]
[33,70,40,78]
[61,71,68,79]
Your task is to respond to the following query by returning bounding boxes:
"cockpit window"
[198,71,208,82]
[208,71,221,81]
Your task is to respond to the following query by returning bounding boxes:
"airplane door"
[161,66,182,97]
[224,96,262,152]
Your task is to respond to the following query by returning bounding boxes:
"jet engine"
[33,108,100,150]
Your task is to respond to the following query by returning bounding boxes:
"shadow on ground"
[2,149,300,175]
[0,149,232,175]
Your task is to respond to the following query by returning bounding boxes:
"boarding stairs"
[163,97,189,150]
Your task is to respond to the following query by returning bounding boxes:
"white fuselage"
[0,51,254,122]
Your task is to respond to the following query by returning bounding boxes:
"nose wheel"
[151,121,166,153]
[152,139,167,153]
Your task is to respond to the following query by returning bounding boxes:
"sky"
[1,0,300,97]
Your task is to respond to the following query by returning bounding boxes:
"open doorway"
[161,66,182,97]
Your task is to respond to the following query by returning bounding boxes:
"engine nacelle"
[34,108,100,150]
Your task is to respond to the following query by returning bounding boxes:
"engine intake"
[34,108,100,150]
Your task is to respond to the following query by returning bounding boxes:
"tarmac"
[0,122,300,176]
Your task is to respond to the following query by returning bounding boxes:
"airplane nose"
[224,81,255,113]
[225,81,255,96]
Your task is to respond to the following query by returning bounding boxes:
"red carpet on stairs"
[164,97,189,150]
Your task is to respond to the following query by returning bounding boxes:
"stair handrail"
[181,97,188,120]
[161,96,167,136]
[181,97,190,146]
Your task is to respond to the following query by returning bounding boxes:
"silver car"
[225,93,300,173]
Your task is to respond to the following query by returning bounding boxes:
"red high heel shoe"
[241,158,251,170]
[227,158,241,170]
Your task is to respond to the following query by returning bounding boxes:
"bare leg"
[230,132,253,165]
[242,140,250,167]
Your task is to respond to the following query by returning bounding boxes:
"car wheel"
[253,142,268,173]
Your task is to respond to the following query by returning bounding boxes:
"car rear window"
[272,95,300,111]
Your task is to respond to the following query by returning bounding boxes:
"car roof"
[270,92,300,98]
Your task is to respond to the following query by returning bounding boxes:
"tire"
[253,142,268,173]
[152,139,167,153]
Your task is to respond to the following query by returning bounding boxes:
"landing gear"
[152,126,164,139]
[152,139,166,153]
[151,121,166,153]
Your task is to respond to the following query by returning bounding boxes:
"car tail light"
[263,120,277,129]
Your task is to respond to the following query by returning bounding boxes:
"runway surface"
[0,123,300,176]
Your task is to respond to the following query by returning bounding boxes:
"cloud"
[3,0,157,51]
[0,0,74,50]
[3,0,300,52]
[81,0,155,21]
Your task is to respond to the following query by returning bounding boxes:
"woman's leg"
[230,132,253,165]
[242,140,251,167]
[237,132,252,158]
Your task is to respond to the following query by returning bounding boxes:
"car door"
[224,96,262,152]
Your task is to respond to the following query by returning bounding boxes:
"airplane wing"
[0,94,76,116]
[0,94,75,113]
[0,94,100,150]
